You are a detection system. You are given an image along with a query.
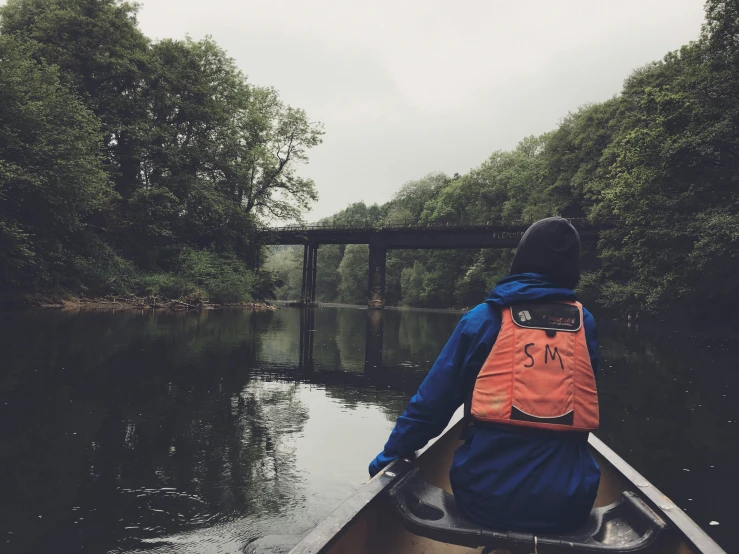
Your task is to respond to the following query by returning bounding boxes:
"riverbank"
[272,300,468,313]
[0,293,276,311]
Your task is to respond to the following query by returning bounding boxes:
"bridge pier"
[368,237,386,309]
[300,245,308,302]
[300,243,319,305]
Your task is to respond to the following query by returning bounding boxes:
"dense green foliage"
[269,1,739,315]
[3,0,737,314]
[0,0,322,300]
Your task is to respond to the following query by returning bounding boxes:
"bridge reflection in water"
[298,307,315,369]
[297,307,386,371]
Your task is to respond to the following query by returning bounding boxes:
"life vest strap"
[510,406,574,426]
[470,420,590,441]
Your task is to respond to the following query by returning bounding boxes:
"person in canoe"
[369,217,600,533]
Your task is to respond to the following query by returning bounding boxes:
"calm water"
[0,306,735,553]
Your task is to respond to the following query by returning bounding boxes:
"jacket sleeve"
[368,303,501,477]
[582,307,599,376]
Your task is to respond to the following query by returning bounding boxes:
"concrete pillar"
[300,244,309,304]
[310,244,319,303]
[368,236,386,309]
[300,244,319,305]
[364,308,384,370]
[304,244,315,305]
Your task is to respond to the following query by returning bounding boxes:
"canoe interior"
[314,418,700,554]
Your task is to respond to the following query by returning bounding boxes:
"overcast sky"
[8,0,709,220]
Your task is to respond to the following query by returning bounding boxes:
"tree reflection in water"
[0,307,459,553]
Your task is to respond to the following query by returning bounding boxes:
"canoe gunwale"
[288,457,415,554]
[288,410,465,554]
[587,434,725,554]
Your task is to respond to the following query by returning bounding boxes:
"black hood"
[509,217,581,289]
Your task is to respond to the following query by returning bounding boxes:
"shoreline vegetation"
[1,293,275,311]
[273,300,468,314]
[0,0,322,307]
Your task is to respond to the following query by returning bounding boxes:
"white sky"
[4,0,708,220]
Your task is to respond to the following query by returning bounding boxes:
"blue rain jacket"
[369,273,601,532]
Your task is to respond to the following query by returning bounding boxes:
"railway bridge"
[258,219,606,309]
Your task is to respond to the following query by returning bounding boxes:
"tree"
[337,245,368,304]
[0,0,322,300]
[539,100,620,218]
[1,0,151,197]
[385,173,449,224]
[590,15,739,312]
[240,89,324,221]
[265,246,303,300]
[138,38,322,255]
[0,34,112,289]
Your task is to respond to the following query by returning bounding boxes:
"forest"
[0,0,322,303]
[1,1,738,316]
[268,1,739,316]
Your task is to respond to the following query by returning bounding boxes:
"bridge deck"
[258,220,603,249]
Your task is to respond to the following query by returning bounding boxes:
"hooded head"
[509,217,581,289]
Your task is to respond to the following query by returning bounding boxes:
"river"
[0,306,735,553]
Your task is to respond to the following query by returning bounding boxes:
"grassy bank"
[0,292,275,311]
[0,248,277,310]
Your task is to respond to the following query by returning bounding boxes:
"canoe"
[250,408,726,554]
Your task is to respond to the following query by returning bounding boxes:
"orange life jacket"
[471,301,599,432]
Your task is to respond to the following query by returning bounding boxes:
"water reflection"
[0,307,735,552]
[364,310,384,371]
[296,307,386,371]
[595,320,738,549]
[0,307,459,554]
[298,308,315,370]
